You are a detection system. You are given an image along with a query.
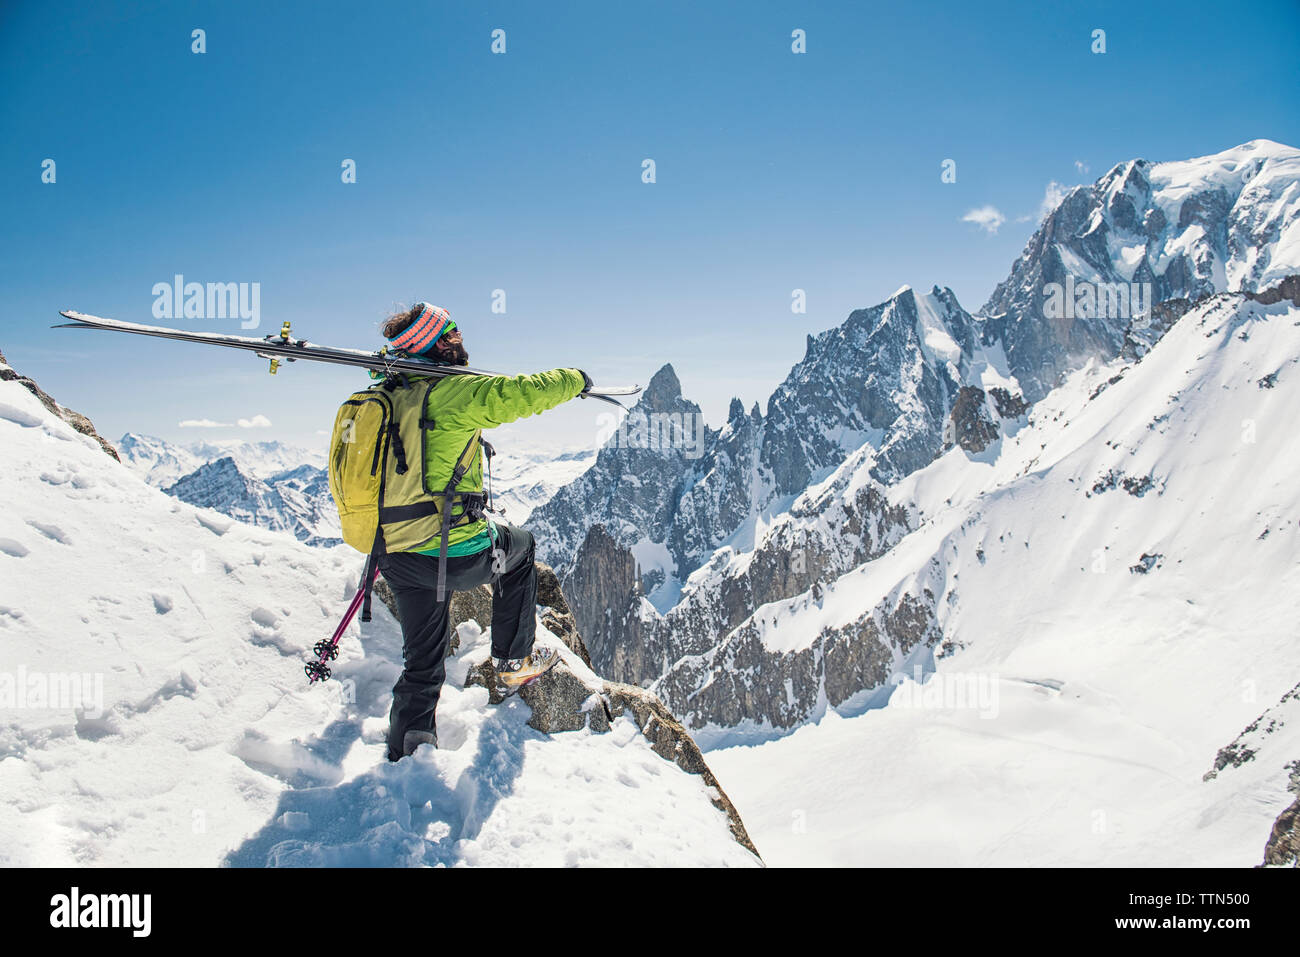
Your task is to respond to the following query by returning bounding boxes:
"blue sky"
[2,0,1298,453]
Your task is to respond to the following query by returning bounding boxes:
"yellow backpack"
[327,375,486,606]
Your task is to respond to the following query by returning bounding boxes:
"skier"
[370,302,592,762]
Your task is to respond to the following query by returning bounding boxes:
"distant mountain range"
[540,139,1300,739]
[115,431,595,547]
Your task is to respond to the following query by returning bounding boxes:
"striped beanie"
[386,302,456,355]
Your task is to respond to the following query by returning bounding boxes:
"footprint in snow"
[25,520,70,544]
[0,401,44,428]
[0,538,30,558]
[250,607,278,628]
[195,513,232,536]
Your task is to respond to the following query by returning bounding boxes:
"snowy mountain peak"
[639,362,684,408]
[981,139,1300,400]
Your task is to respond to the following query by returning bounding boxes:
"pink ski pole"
[305,557,381,683]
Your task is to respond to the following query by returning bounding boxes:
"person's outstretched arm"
[428,368,589,430]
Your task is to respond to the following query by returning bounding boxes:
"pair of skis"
[53,311,641,410]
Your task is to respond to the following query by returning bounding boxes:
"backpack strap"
[360,528,385,622]
[481,439,496,513]
[435,430,483,602]
[387,420,409,475]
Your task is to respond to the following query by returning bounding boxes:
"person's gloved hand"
[577,369,594,394]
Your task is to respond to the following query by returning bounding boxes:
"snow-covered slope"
[702,288,1299,865]
[0,358,757,867]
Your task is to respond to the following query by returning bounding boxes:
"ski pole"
[305,558,380,682]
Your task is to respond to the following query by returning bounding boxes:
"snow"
[1154,224,1208,276]
[1054,243,1104,283]
[1114,243,1147,281]
[1146,139,1300,290]
[912,289,963,369]
[706,292,1300,865]
[630,537,681,612]
[0,375,755,866]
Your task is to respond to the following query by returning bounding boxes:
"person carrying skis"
[371,302,592,762]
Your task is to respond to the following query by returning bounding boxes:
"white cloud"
[1075,159,1090,176]
[1037,181,1071,220]
[1012,181,1077,230]
[962,206,1006,235]
[178,414,273,429]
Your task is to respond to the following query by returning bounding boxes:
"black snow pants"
[377,520,538,761]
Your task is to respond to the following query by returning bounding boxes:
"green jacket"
[406,367,587,555]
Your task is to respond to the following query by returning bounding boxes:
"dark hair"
[381,304,421,340]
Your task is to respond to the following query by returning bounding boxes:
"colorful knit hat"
[386,302,456,355]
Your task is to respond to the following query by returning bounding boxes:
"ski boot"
[387,728,437,762]
[493,646,561,696]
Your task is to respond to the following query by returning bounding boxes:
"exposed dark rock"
[1262,758,1300,867]
[1248,274,1300,307]
[1128,552,1163,574]
[1122,475,1155,497]
[657,587,942,731]
[1123,296,1196,359]
[1088,470,1157,498]
[534,562,570,615]
[1205,681,1299,781]
[538,606,593,669]
[1262,791,1300,867]
[562,524,650,684]
[449,583,493,634]
[988,386,1029,418]
[945,386,1000,453]
[0,348,120,462]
